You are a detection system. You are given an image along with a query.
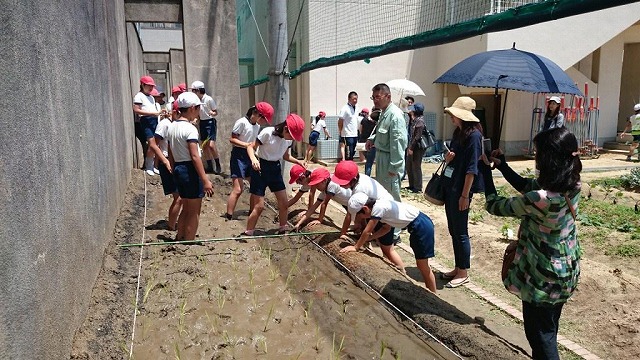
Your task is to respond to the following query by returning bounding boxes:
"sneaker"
[214,165,222,175]
[153,168,160,175]
[223,213,233,221]
[145,169,155,176]
[626,156,632,162]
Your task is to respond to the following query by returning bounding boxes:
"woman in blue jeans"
[440,97,484,288]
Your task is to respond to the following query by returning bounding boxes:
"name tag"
[444,166,454,178]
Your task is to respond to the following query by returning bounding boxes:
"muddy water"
[130,177,450,359]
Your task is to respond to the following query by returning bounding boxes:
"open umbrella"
[386,79,426,97]
[434,44,582,145]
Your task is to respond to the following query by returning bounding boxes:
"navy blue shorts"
[374,221,395,246]
[140,115,158,140]
[633,134,640,142]
[249,158,286,196]
[230,147,251,179]
[407,212,435,259]
[309,130,320,146]
[158,161,177,195]
[200,118,217,141]
[173,162,204,199]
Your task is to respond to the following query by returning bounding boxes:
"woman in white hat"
[440,96,485,288]
[541,96,564,131]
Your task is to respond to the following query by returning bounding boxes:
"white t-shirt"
[630,114,640,133]
[256,127,293,161]
[349,174,394,216]
[133,92,156,113]
[199,93,217,120]
[167,120,200,162]
[370,199,420,229]
[232,116,260,145]
[339,103,360,137]
[317,181,352,206]
[312,118,326,133]
[166,96,175,113]
[154,118,172,157]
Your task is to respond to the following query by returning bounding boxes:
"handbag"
[501,194,577,281]
[423,161,446,206]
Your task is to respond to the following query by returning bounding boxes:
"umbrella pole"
[497,89,509,148]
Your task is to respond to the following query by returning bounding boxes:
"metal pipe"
[118,230,341,248]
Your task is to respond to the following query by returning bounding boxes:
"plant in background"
[519,167,535,178]
[469,210,484,224]
[500,223,514,240]
[622,167,640,189]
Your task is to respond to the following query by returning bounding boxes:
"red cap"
[255,102,274,124]
[318,111,326,118]
[285,113,305,142]
[171,86,182,95]
[178,83,187,92]
[331,161,359,186]
[289,164,306,184]
[150,88,160,96]
[140,76,155,86]
[361,108,369,114]
[308,168,330,186]
[172,100,179,112]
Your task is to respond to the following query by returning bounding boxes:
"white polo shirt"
[317,181,352,206]
[167,120,200,163]
[256,127,293,161]
[133,92,156,112]
[370,199,420,229]
[154,118,172,157]
[199,93,217,120]
[312,118,326,133]
[348,174,394,216]
[339,103,360,137]
[232,116,260,146]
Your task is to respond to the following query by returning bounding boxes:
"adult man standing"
[338,91,360,161]
[621,103,640,161]
[366,83,407,202]
[191,81,221,173]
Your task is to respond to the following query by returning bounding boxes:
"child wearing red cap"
[133,76,164,176]
[224,102,274,220]
[292,167,353,231]
[286,164,315,209]
[304,111,331,164]
[244,114,306,235]
[147,100,183,231]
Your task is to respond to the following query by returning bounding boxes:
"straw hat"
[445,96,479,122]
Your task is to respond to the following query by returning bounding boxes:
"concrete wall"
[182,0,242,169]
[170,48,186,89]
[0,1,133,358]
[127,23,145,167]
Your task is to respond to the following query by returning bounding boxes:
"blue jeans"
[341,136,357,160]
[444,188,471,269]
[522,301,564,360]
[364,147,376,176]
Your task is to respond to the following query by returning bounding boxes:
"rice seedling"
[216,288,226,312]
[284,248,301,289]
[177,299,188,337]
[174,342,181,360]
[205,310,218,334]
[330,333,345,360]
[304,298,314,318]
[263,301,276,332]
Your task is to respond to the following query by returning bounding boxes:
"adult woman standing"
[441,97,484,288]
[541,96,564,131]
[405,103,426,193]
[305,111,331,164]
[479,127,581,359]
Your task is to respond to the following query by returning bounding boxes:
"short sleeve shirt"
[339,104,359,137]
[256,127,293,161]
[199,94,217,120]
[349,174,394,216]
[630,114,640,135]
[167,120,200,162]
[370,199,420,229]
[232,116,260,145]
[154,118,172,156]
[318,181,352,206]
[312,119,326,133]
[133,92,156,112]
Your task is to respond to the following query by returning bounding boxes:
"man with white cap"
[191,80,221,173]
[620,103,640,161]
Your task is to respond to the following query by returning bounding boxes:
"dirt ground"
[71,152,640,359]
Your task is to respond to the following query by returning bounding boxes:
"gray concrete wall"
[0,1,134,358]
[127,22,145,168]
[182,0,242,170]
[170,48,186,88]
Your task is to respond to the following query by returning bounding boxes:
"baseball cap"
[361,108,369,114]
[171,86,182,95]
[255,102,274,124]
[408,103,424,113]
[190,80,205,89]
[318,111,326,118]
[331,161,359,186]
[176,92,202,108]
[178,83,187,92]
[549,96,562,104]
[172,100,179,112]
[140,76,155,86]
[150,88,160,96]
[348,193,369,215]
[289,164,306,184]
[285,113,305,142]
[308,168,330,186]
[634,103,640,112]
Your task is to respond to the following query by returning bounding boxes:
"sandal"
[440,272,456,280]
[445,276,470,288]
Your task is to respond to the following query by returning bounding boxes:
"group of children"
[135,75,438,293]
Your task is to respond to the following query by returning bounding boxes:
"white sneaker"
[145,169,155,176]
[153,168,160,175]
